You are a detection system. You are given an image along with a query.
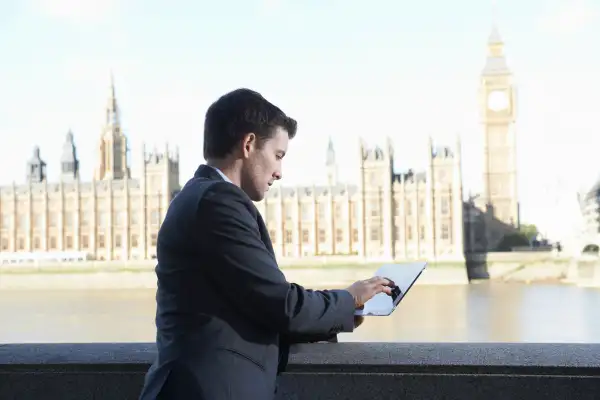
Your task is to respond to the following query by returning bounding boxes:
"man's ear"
[241,133,256,159]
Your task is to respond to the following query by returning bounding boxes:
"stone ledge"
[1,342,600,400]
[2,342,600,370]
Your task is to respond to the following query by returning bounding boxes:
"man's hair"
[203,88,298,159]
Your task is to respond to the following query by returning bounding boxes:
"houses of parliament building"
[0,25,519,263]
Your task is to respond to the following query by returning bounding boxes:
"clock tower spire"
[479,24,519,229]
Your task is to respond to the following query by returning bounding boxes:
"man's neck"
[206,159,241,186]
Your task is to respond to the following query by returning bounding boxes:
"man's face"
[240,127,288,202]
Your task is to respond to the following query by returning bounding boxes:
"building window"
[131,234,139,248]
[441,224,450,240]
[150,211,160,225]
[301,205,311,220]
[34,213,43,229]
[353,229,358,242]
[419,226,425,240]
[407,226,413,240]
[65,235,73,249]
[395,226,402,241]
[1,214,10,229]
[18,237,25,250]
[81,235,89,248]
[419,200,425,214]
[405,201,412,216]
[98,234,105,248]
[33,237,41,249]
[64,213,74,227]
[98,212,108,227]
[370,227,380,241]
[115,212,126,226]
[335,204,342,219]
[284,204,292,220]
[269,230,276,243]
[351,202,359,220]
[437,170,447,182]
[302,229,309,244]
[49,213,58,228]
[318,203,327,220]
[130,212,138,225]
[150,234,158,246]
[370,200,379,217]
[114,234,122,248]
[49,236,57,249]
[369,172,377,185]
[318,229,326,243]
[441,198,449,215]
[285,230,292,244]
[336,229,343,243]
[18,215,26,231]
[1,238,8,250]
[80,212,89,226]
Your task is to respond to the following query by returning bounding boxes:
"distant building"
[0,76,180,261]
[257,136,465,260]
[0,26,520,262]
[257,25,521,260]
[578,184,600,253]
[469,24,521,251]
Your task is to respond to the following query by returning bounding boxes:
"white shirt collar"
[208,165,232,183]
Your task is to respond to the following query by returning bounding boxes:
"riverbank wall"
[0,265,468,290]
[1,251,595,290]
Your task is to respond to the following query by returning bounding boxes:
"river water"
[2,282,600,344]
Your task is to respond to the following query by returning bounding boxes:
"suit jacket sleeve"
[197,182,356,336]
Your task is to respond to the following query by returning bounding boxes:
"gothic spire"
[481,24,510,77]
[489,0,502,45]
[326,136,336,166]
[96,73,130,181]
[106,72,120,128]
[488,25,503,45]
[60,129,79,181]
[27,146,46,183]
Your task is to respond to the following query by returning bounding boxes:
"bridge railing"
[1,342,600,399]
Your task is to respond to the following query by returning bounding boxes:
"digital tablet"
[354,262,427,317]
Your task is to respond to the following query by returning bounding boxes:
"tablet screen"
[354,262,427,316]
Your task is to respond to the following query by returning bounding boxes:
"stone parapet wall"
[1,342,599,399]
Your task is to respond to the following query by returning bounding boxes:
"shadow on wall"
[464,201,523,281]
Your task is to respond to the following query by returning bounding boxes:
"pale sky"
[0,0,599,239]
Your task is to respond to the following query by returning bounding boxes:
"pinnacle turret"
[60,130,79,181]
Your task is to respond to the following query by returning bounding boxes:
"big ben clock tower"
[479,25,519,229]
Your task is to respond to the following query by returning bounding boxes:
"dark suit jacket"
[139,165,356,400]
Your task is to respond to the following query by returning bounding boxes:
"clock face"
[487,90,509,112]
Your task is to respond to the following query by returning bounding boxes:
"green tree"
[519,224,538,242]
[496,233,531,251]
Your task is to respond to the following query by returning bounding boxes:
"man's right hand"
[345,276,395,308]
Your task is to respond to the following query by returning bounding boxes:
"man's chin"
[249,191,265,202]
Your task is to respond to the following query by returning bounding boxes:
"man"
[139,88,394,399]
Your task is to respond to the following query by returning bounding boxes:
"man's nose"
[273,171,282,180]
